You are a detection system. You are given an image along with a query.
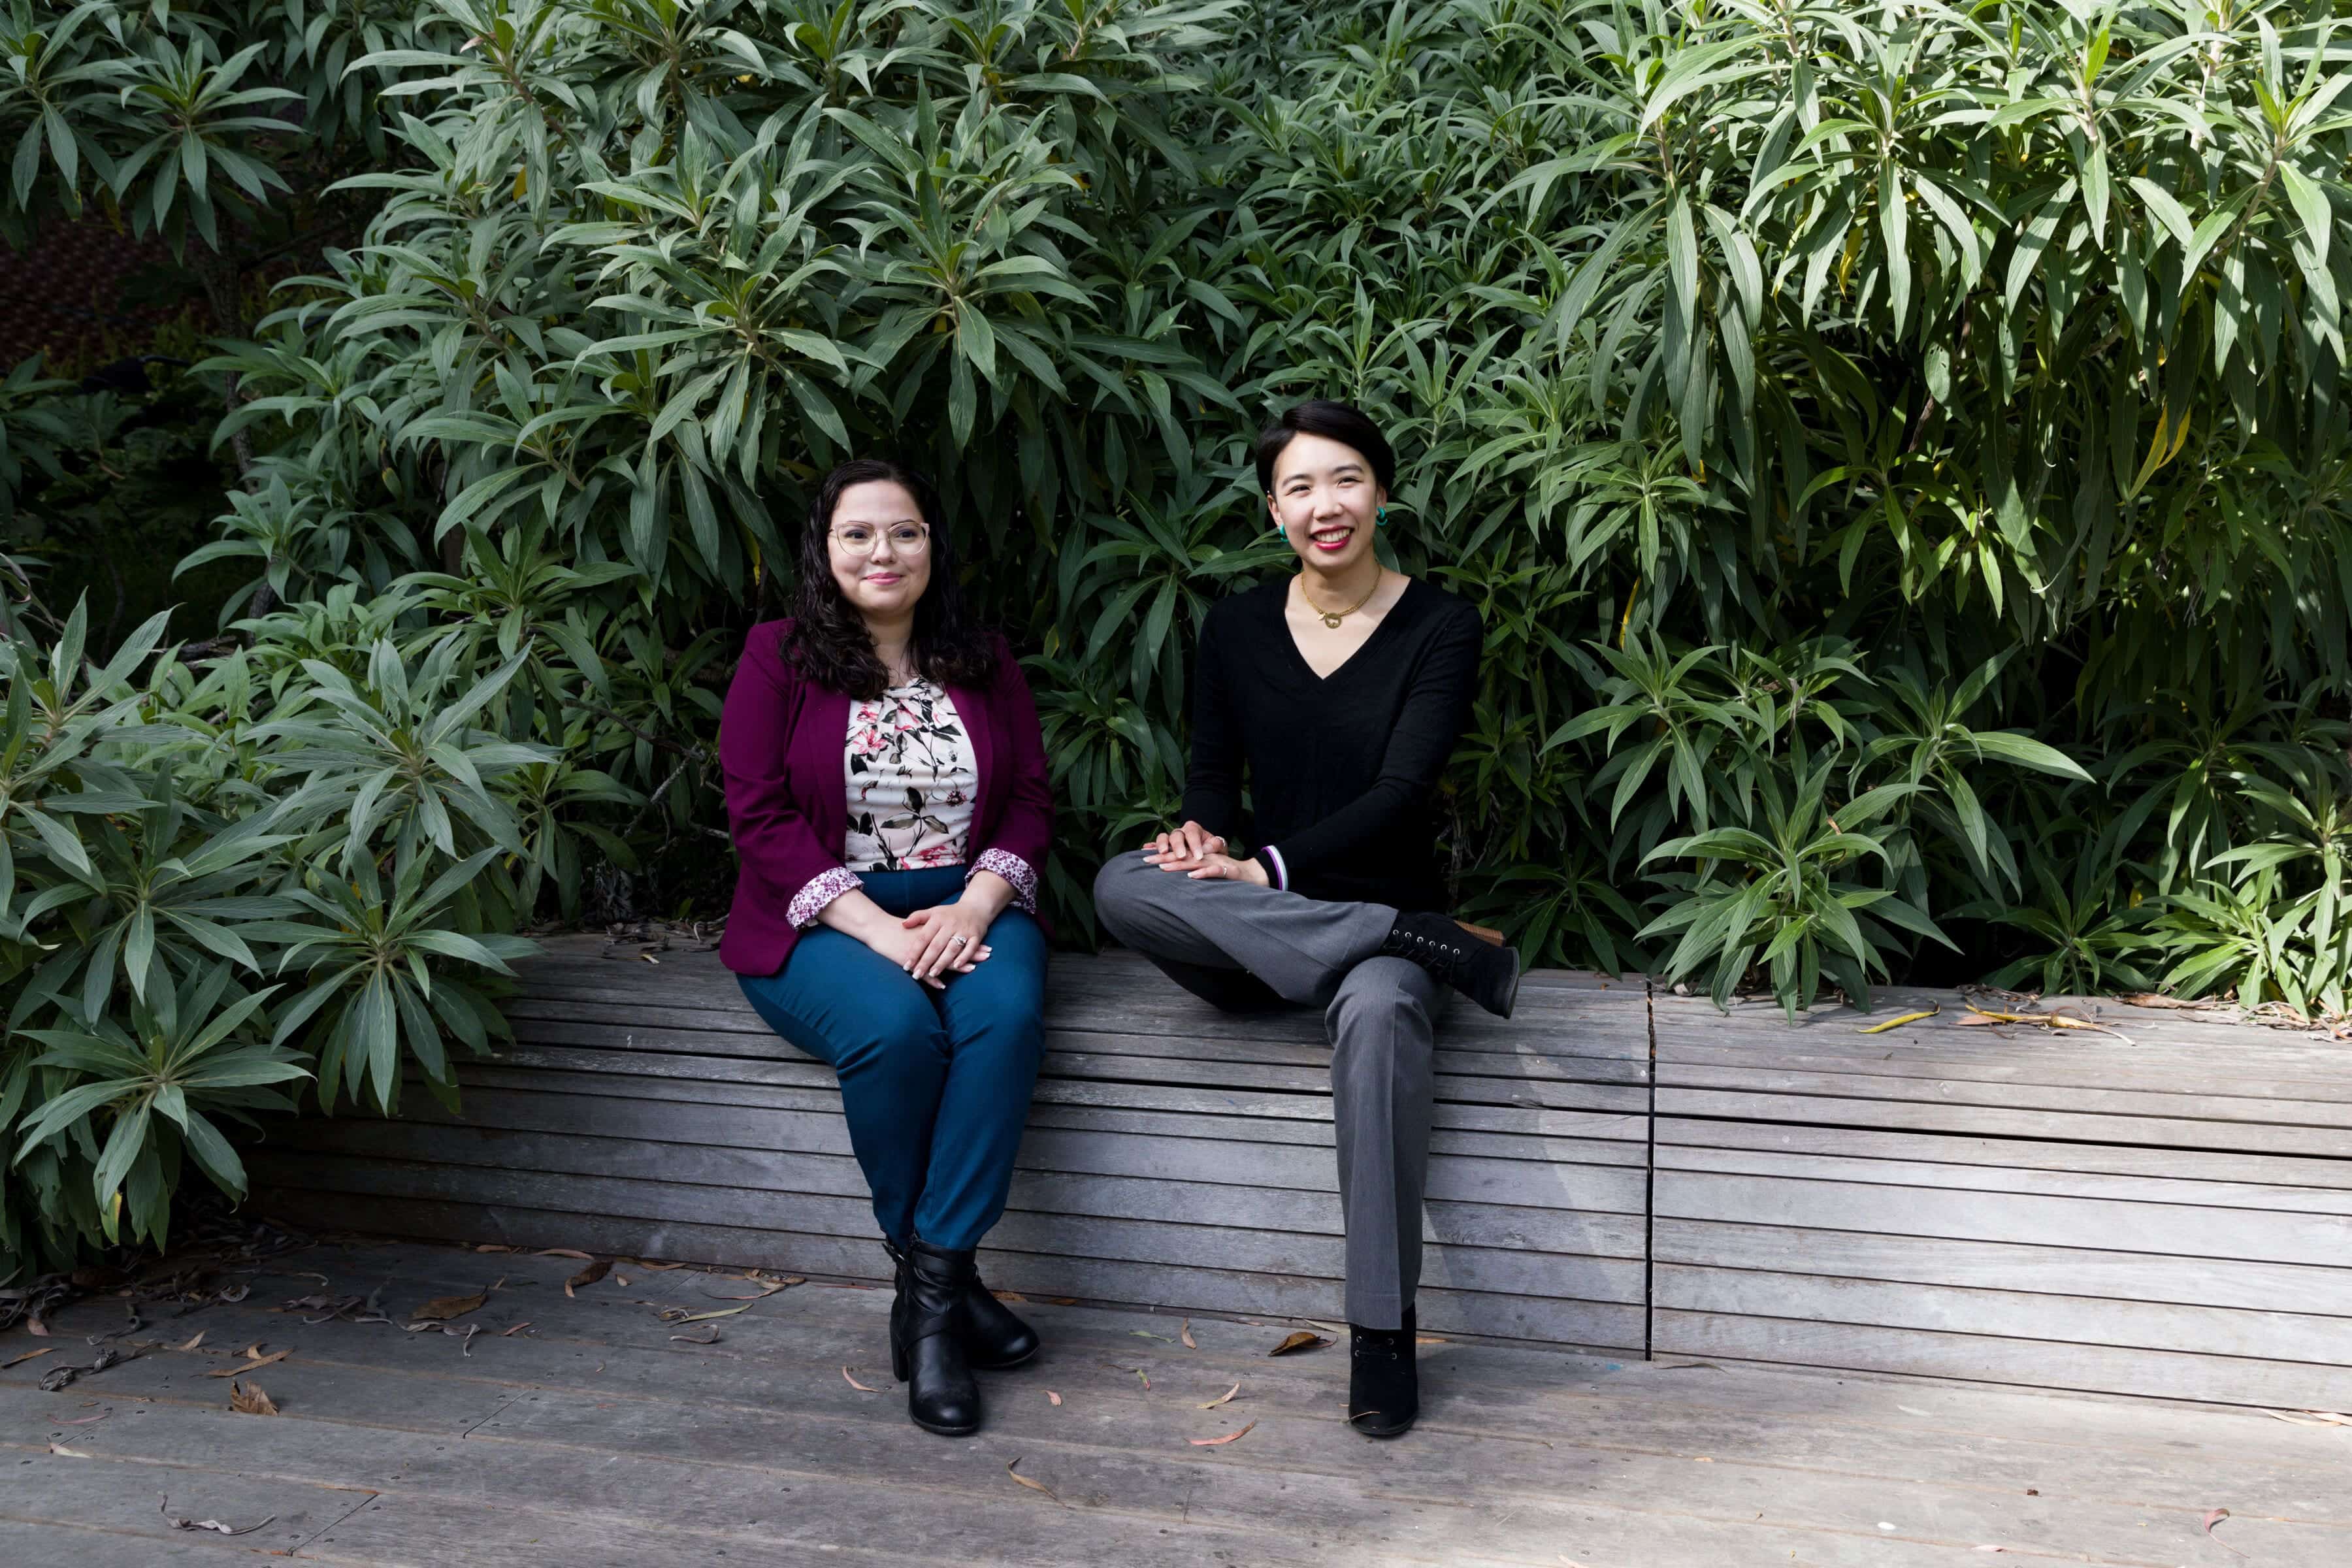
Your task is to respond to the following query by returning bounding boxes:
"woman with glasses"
[1091,399,1515,1439]
[720,457,1052,1438]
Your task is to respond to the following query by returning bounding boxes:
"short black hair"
[1252,399,1396,497]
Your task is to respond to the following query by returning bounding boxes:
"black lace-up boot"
[1347,1305,1420,1438]
[1379,911,1521,1017]
[889,1238,982,1435]
[885,1239,1039,1369]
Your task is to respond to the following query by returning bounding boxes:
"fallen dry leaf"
[26,1315,50,1336]
[668,1328,721,1345]
[842,1367,881,1392]
[204,1349,289,1379]
[160,1497,276,1536]
[1189,1421,1256,1447]
[1132,1367,1150,1392]
[1181,1320,1197,1350]
[2203,1507,2247,1557]
[1047,1391,1062,1405]
[702,1283,791,1301]
[175,1331,205,1352]
[1269,1331,1330,1356]
[1855,1005,1939,1034]
[410,1290,487,1323]
[564,1258,611,1298]
[1006,1457,1062,1505]
[48,1442,93,1457]
[536,1248,594,1260]
[1045,1296,1077,1306]
[474,1243,516,1253]
[4,1347,56,1368]
[227,1381,278,1416]
[502,1321,532,1337]
[1199,1382,1241,1410]
[54,1412,109,1426]
[2116,992,2218,1010]
[674,1305,747,1324]
[630,1259,686,1271]
[1129,1330,1175,1343]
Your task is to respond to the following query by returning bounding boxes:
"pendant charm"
[1320,613,1343,629]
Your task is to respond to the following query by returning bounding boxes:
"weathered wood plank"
[1654,1086,2352,1156]
[1658,1117,2352,1190]
[1655,1167,2352,1266]
[1654,1218,2352,1316]
[261,1119,1653,1231]
[248,1187,1648,1350]
[1653,1307,2352,1411]
[440,1060,1642,1141]
[480,1037,1652,1114]
[1658,1141,2352,1217]
[1658,1059,2352,1129]
[249,1151,1650,1303]
[342,1081,1648,1168]
[1654,1264,2352,1365]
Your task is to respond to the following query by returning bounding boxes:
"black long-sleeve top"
[1179,577,1482,913]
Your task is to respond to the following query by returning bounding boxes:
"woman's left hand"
[902,901,996,981]
[1183,853,1271,886]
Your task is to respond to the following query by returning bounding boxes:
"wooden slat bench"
[1650,988,2352,1408]
[251,938,2352,1405]
[252,938,1655,1352]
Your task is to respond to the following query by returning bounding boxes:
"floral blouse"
[843,679,979,872]
[778,677,1042,931]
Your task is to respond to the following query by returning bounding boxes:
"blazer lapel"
[948,678,995,830]
[796,682,853,846]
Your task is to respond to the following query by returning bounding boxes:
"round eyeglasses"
[829,523,930,555]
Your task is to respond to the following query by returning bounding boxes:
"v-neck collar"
[1277,576,1418,685]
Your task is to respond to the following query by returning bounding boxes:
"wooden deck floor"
[7,1239,2349,1566]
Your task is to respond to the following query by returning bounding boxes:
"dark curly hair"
[783,458,998,700]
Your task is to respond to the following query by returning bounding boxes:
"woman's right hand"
[1142,820,1226,870]
[868,921,977,988]
[818,888,986,989]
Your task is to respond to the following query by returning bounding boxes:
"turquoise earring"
[1377,506,1389,527]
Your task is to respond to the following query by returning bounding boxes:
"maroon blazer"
[718,618,1054,977]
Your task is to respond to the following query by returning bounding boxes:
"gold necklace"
[1301,572,1380,630]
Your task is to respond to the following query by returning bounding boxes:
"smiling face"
[1267,431,1386,571]
[826,479,932,621]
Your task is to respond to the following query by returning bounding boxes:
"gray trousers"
[1091,851,1446,1328]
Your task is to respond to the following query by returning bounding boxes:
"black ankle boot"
[1380,913,1521,1018]
[889,1238,981,1436]
[885,1240,1039,1369]
[1347,1306,1420,1438]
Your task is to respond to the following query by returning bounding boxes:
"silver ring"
[949,935,969,946]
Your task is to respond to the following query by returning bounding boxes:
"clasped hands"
[1140,821,1270,885]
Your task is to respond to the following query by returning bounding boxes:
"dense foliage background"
[3,0,2351,1271]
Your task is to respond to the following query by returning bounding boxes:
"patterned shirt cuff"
[1260,844,1289,892]
[787,867,862,931]
[970,849,1039,914]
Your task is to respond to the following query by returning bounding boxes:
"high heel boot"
[1347,1305,1420,1438]
[889,1237,982,1436]
[885,1239,1040,1369]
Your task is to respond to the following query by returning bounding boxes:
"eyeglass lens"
[834,525,928,551]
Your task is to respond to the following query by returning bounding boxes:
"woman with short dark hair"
[720,457,1052,1439]
[1093,399,1515,1439]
